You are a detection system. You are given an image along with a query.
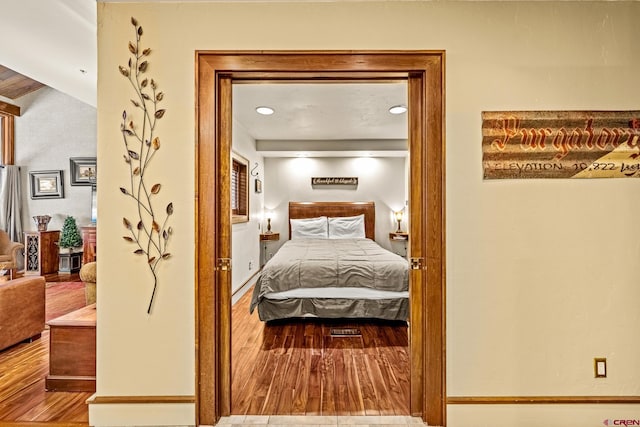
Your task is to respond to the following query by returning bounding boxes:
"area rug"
[45,281,87,321]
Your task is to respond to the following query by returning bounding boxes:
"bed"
[250,201,409,321]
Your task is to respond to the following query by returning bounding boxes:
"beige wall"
[95,2,640,426]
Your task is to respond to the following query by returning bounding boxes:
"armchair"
[80,261,96,304]
[0,230,24,279]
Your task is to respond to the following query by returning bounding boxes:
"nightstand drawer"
[260,232,280,241]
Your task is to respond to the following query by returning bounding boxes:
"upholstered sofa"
[80,261,96,304]
[0,276,45,351]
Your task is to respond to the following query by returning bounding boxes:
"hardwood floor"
[0,273,90,425]
[2,275,410,423]
[232,288,410,416]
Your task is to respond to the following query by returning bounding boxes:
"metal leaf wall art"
[118,17,173,314]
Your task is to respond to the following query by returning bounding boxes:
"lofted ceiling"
[0,0,410,153]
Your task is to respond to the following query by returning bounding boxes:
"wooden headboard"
[288,201,375,240]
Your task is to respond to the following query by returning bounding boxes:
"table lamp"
[395,210,404,233]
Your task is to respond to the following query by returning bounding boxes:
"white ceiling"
[234,83,407,141]
[0,0,97,107]
[0,1,411,155]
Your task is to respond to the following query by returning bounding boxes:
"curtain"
[0,165,23,242]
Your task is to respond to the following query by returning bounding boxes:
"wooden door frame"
[195,51,445,426]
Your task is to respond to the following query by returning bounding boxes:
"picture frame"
[70,157,97,186]
[255,178,262,193]
[29,170,64,199]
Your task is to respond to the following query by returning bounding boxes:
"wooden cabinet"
[260,232,280,242]
[24,230,60,275]
[81,226,96,265]
[46,304,96,392]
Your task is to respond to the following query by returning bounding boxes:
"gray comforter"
[250,238,408,313]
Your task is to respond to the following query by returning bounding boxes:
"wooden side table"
[24,230,60,275]
[260,232,280,266]
[389,232,409,241]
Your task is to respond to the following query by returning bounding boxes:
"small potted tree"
[58,215,83,274]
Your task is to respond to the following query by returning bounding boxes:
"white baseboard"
[231,269,260,306]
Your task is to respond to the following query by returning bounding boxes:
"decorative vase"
[33,215,52,231]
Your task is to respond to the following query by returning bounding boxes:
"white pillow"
[290,216,328,239]
[328,214,366,239]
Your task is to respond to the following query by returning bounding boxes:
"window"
[231,151,249,223]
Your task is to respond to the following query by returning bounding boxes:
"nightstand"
[260,232,280,266]
[389,232,409,241]
[388,232,408,258]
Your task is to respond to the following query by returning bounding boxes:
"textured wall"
[14,87,96,233]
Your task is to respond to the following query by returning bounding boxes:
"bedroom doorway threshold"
[217,415,427,426]
[195,50,446,427]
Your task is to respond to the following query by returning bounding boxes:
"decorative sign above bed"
[311,177,358,185]
[482,111,640,179]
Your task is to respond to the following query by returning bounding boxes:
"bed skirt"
[256,297,408,322]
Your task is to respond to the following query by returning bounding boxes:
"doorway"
[195,51,445,426]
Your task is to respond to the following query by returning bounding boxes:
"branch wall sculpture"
[119,17,173,314]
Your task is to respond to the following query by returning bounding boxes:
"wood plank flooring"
[232,288,410,416]
[44,282,86,322]
[2,275,410,422]
[0,274,90,425]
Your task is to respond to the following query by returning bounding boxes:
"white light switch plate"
[595,358,607,378]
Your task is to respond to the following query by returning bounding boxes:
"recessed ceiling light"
[256,106,274,115]
[389,105,407,115]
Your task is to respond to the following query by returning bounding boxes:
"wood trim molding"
[0,101,20,116]
[88,395,196,404]
[217,75,233,416]
[1,113,15,165]
[447,396,640,404]
[8,423,86,427]
[195,50,446,427]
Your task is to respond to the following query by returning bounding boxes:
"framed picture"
[29,170,64,199]
[255,178,262,193]
[70,157,97,186]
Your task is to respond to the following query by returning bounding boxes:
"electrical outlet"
[594,358,607,378]
[248,261,253,270]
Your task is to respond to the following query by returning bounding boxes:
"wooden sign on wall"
[311,177,358,185]
[482,111,640,179]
